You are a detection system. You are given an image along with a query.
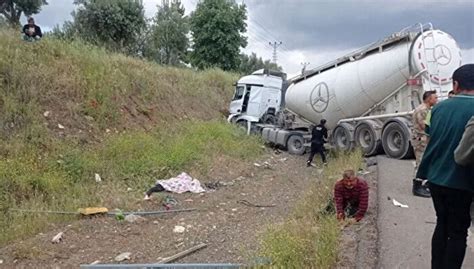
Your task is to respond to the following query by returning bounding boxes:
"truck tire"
[354,121,382,156]
[333,123,354,151]
[287,135,306,155]
[262,114,277,125]
[381,121,412,159]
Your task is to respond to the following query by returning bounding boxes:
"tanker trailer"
[284,23,462,159]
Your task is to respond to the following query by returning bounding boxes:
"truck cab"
[228,69,286,128]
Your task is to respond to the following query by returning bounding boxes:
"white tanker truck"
[228,23,462,159]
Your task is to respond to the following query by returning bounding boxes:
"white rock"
[90,260,100,265]
[173,225,186,233]
[126,187,132,192]
[114,252,131,262]
[153,221,159,225]
[57,124,65,129]
[51,232,64,243]
[43,111,50,117]
[94,173,102,183]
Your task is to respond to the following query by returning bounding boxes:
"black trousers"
[307,142,326,163]
[429,183,472,269]
[145,184,165,196]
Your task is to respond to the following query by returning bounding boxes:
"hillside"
[0,28,263,245]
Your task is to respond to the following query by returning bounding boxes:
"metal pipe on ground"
[80,264,243,269]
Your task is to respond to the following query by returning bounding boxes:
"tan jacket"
[454,116,474,166]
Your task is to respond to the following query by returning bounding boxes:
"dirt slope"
[0,151,322,268]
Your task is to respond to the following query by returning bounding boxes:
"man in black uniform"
[307,119,328,167]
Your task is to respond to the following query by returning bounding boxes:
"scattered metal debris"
[237,199,276,208]
[114,252,131,262]
[80,263,243,268]
[51,232,64,244]
[159,243,208,264]
[392,199,409,208]
[94,173,102,183]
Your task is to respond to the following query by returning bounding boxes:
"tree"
[0,0,47,26]
[239,52,282,74]
[190,0,247,71]
[71,0,146,55]
[145,0,189,65]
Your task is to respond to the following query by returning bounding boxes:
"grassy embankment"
[260,150,363,268]
[0,28,263,245]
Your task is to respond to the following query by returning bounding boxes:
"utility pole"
[268,41,283,64]
[301,62,310,75]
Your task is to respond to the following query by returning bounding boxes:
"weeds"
[0,28,261,246]
[259,150,363,268]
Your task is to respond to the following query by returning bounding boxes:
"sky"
[26,0,474,75]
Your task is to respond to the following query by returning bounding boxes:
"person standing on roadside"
[307,119,328,167]
[411,90,438,197]
[417,64,474,269]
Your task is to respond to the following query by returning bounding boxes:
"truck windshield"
[233,85,245,100]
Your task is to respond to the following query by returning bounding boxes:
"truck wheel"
[287,135,306,155]
[237,120,249,134]
[262,114,277,125]
[354,121,382,156]
[333,123,354,151]
[381,121,412,159]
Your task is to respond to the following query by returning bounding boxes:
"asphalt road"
[376,156,474,269]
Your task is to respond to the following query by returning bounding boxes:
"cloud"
[26,0,473,74]
[245,0,473,50]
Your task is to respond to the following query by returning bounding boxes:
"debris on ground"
[364,157,378,167]
[173,225,186,233]
[162,196,178,210]
[358,170,371,176]
[204,181,224,190]
[57,123,65,129]
[124,214,147,224]
[114,252,131,262]
[90,260,100,265]
[262,161,272,169]
[237,200,276,208]
[392,199,409,208]
[94,173,102,183]
[78,207,109,216]
[253,163,261,167]
[43,111,50,117]
[155,172,205,194]
[159,243,207,264]
[51,232,64,244]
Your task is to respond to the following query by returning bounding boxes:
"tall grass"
[0,121,263,245]
[260,150,364,268]
[0,28,263,246]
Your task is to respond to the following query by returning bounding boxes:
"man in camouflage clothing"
[411,90,438,197]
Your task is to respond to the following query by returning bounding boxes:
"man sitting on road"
[22,17,42,41]
[334,169,369,222]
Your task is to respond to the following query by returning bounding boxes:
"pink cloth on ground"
[155,172,205,194]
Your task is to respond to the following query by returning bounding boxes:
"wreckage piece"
[158,243,208,264]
